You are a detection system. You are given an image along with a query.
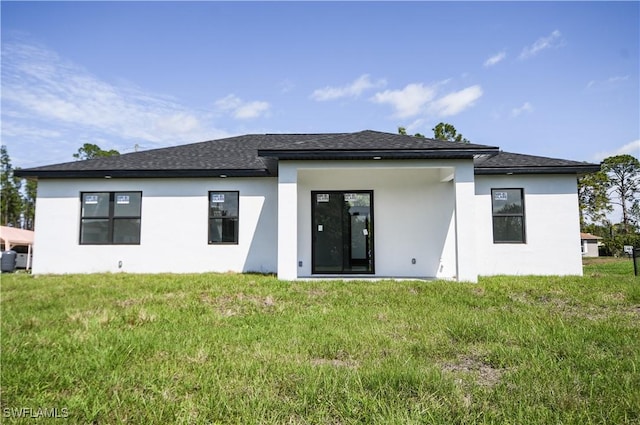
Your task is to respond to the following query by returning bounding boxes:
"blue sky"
[2,1,638,169]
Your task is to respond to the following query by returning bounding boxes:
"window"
[209,191,239,244]
[491,189,525,243]
[80,192,142,244]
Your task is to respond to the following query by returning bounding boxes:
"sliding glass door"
[312,191,374,274]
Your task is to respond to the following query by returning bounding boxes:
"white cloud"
[606,75,629,84]
[586,75,629,89]
[405,118,426,135]
[429,85,483,117]
[593,140,640,161]
[155,113,200,134]
[235,101,270,119]
[1,122,62,139]
[1,40,230,149]
[519,30,563,59]
[214,94,270,119]
[214,94,243,111]
[483,51,506,67]
[371,83,439,118]
[511,101,533,117]
[371,81,482,119]
[311,74,386,101]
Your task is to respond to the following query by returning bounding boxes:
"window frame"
[79,191,142,245]
[208,191,239,245]
[491,188,526,244]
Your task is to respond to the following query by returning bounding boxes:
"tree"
[0,145,23,227]
[601,154,640,232]
[73,143,120,160]
[578,170,612,228]
[397,126,425,138]
[22,178,37,230]
[432,122,470,143]
[630,202,640,229]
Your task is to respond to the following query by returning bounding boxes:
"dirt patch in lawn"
[200,292,278,317]
[310,358,359,369]
[583,257,626,265]
[442,355,506,388]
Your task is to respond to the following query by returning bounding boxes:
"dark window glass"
[209,218,238,243]
[209,192,239,244]
[82,193,110,217]
[80,219,110,244]
[113,219,141,244]
[491,189,525,243]
[114,192,142,217]
[80,192,142,245]
[493,217,524,242]
[491,189,523,214]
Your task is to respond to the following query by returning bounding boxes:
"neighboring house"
[15,130,600,282]
[580,232,603,257]
[0,226,35,269]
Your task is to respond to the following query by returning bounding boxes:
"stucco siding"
[32,178,277,274]
[582,240,600,257]
[475,174,583,276]
[31,170,583,278]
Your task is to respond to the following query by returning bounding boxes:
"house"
[580,232,603,257]
[0,226,35,270]
[15,130,600,282]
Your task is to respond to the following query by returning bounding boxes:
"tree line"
[578,154,640,255]
[1,146,37,229]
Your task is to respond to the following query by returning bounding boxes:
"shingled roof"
[474,151,601,174]
[15,130,599,179]
[257,130,498,160]
[15,134,327,178]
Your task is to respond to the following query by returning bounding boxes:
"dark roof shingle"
[261,130,497,151]
[15,130,600,179]
[16,134,331,178]
[474,151,601,174]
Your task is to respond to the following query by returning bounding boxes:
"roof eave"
[258,149,499,160]
[474,165,601,175]
[14,169,273,179]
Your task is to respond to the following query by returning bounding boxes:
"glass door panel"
[312,191,374,274]
[350,215,367,260]
[313,193,345,272]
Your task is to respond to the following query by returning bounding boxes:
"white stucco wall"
[31,167,583,278]
[475,174,583,276]
[452,161,478,282]
[581,239,600,257]
[31,177,278,274]
[283,160,467,280]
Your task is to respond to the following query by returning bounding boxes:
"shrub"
[601,233,640,257]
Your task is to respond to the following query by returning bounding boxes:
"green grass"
[1,260,639,424]
[583,255,637,276]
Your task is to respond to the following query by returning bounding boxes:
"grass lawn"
[1,260,639,424]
